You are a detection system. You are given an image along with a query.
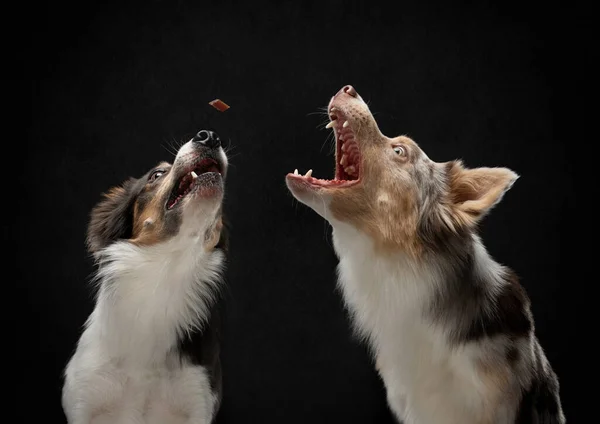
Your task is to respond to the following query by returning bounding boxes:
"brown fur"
[87,161,186,252]
[204,217,224,251]
[446,160,518,228]
[475,353,522,422]
[87,182,138,253]
[307,97,517,259]
[130,167,176,246]
[131,199,165,246]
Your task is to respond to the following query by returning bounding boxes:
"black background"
[22,0,588,423]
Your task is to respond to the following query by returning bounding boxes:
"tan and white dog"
[286,86,564,424]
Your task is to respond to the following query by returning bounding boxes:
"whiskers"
[307,106,330,118]
[161,137,185,158]
[308,106,331,126]
[365,98,382,119]
[308,107,337,155]
[222,138,240,168]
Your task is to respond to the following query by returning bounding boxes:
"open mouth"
[167,158,222,209]
[288,106,361,187]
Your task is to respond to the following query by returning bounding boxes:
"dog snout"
[334,85,358,98]
[331,85,361,104]
[193,130,221,148]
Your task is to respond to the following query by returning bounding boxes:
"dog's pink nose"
[341,85,358,97]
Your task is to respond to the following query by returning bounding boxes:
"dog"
[62,130,229,424]
[286,85,565,423]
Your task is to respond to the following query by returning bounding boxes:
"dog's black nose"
[193,130,221,148]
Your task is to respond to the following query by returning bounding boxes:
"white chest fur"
[331,222,509,424]
[63,237,224,424]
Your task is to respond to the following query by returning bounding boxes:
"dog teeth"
[294,169,299,175]
[341,143,347,152]
[343,121,349,128]
[339,134,344,141]
[305,169,313,177]
[326,121,335,129]
[191,171,198,178]
[340,154,348,166]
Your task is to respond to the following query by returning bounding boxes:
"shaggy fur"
[63,131,229,424]
[286,85,564,424]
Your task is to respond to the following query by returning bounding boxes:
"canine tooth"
[305,169,313,177]
[343,121,349,128]
[294,169,299,175]
[325,121,335,129]
[345,165,356,175]
[340,154,348,166]
[191,171,198,178]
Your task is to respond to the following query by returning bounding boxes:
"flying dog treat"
[209,99,230,112]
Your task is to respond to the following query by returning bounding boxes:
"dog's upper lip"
[327,102,341,115]
[172,155,224,180]
[183,157,222,177]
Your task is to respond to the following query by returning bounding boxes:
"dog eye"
[393,146,406,156]
[148,170,164,183]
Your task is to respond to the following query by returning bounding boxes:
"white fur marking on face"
[377,191,391,206]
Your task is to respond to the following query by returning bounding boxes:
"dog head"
[286,86,518,257]
[87,129,228,255]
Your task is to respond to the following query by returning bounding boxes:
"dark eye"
[393,145,406,156]
[148,170,165,183]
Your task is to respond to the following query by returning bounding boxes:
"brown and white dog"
[286,86,565,423]
[62,130,228,424]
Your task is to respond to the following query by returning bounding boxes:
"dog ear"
[446,160,518,227]
[86,178,138,254]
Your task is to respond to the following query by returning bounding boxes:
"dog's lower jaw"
[285,177,333,220]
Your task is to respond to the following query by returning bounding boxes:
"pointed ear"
[86,178,139,254]
[446,160,519,226]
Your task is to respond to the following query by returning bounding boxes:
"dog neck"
[331,220,507,341]
[83,234,225,366]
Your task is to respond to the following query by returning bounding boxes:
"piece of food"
[209,99,230,112]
